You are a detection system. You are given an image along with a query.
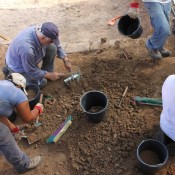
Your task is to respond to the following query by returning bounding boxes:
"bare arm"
[62,56,72,72]
[0,117,16,131]
[16,101,40,123]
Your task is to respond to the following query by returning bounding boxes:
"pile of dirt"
[1,36,175,175]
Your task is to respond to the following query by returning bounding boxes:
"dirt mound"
[1,36,175,175]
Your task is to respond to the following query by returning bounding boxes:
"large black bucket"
[80,91,108,123]
[26,84,40,110]
[118,15,143,39]
[137,139,168,175]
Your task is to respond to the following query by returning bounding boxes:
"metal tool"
[118,86,128,108]
[64,73,81,85]
[34,94,43,127]
[63,65,81,85]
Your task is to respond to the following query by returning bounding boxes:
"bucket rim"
[26,84,40,101]
[80,90,108,114]
[136,139,169,167]
[117,14,143,38]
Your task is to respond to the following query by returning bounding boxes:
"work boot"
[159,48,171,57]
[18,156,42,174]
[147,49,162,60]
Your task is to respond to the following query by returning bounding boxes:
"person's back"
[0,80,28,117]
[0,73,42,174]
[160,75,175,141]
[6,26,44,73]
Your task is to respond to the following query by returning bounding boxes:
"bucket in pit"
[26,84,40,110]
[137,139,168,175]
[80,91,108,123]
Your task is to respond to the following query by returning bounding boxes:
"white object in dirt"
[64,73,80,84]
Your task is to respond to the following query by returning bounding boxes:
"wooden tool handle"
[0,34,9,41]
[36,94,43,123]
[122,86,128,97]
[39,94,43,104]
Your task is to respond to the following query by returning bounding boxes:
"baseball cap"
[9,73,28,96]
[41,22,60,45]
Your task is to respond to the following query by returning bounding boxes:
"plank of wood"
[27,129,50,144]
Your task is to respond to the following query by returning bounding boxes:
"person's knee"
[47,43,57,55]
[38,78,47,89]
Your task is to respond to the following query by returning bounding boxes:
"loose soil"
[88,106,104,113]
[1,37,175,175]
[140,150,160,165]
[27,89,37,101]
[1,1,175,175]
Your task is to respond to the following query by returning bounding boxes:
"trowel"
[64,66,81,86]
[34,94,43,127]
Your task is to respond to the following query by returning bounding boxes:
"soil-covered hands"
[63,57,72,72]
[127,2,139,19]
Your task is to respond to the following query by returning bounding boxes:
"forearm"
[44,71,57,81]
[16,101,40,123]
[0,117,16,131]
[57,45,67,59]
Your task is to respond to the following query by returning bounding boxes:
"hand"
[127,2,139,19]
[49,72,65,81]
[34,103,44,114]
[63,57,72,72]
[11,126,20,133]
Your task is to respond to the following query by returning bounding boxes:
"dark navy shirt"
[6,25,66,80]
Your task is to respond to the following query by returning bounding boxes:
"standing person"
[128,0,172,60]
[0,73,44,174]
[160,75,175,145]
[2,22,72,88]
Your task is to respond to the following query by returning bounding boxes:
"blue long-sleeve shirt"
[5,25,66,80]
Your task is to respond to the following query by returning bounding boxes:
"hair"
[37,29,46,38]
[7,74,12,81]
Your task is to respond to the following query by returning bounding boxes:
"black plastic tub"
[80,91,108,123]
[137,139,168,175]
[26,84,40,110]
[118,14,143,39]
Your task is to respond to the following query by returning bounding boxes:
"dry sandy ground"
[0,0,151,53]
[1,1,175,175]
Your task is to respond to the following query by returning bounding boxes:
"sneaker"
[147,49,162,60]
[18,156,42,174]
[159,48,171,57]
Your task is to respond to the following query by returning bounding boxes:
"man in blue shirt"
[3,22,72,88]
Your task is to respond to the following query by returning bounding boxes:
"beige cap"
[10,73,28,96]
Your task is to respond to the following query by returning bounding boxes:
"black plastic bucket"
[118,15,143,39]
[137,139,168,175]
[80,91,108,123]
[26,84,40,110]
